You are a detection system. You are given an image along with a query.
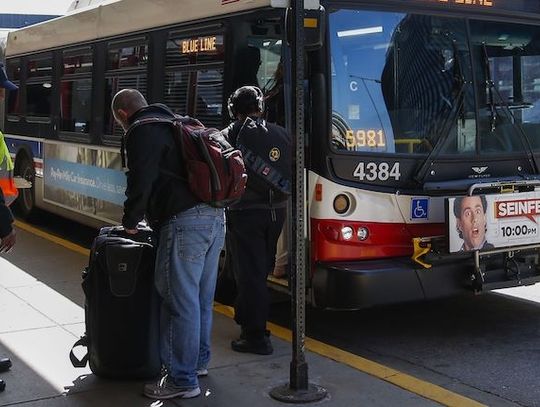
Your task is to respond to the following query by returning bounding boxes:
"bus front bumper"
[311,254,540,310]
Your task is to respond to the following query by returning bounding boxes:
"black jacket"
[122,104,199,229]
[222,117,290,210]
[0,188,13,239]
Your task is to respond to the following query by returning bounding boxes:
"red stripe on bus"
[311,218,444,263]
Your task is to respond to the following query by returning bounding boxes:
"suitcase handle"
[69,336,89,368]
[104,223,151,238]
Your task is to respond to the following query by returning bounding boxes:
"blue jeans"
[155,204,225,388]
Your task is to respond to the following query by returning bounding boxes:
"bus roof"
[6,0,291,57]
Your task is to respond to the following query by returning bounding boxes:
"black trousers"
[227,208,286,338]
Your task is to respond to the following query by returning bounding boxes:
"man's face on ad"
[457,196,487,250]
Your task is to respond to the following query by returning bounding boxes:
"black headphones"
[227,86,265,119]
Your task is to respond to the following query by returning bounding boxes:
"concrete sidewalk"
[0,226,445,406]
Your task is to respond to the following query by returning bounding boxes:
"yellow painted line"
[14,220,91,257]
[18,221,485,407]
[214,303,486,407]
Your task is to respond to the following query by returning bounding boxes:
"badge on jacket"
[269,147,281,162]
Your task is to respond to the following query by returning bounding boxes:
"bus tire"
[14,154,36,219]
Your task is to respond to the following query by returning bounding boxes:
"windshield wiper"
[415,40,465,184]
[481,43,539,174]
[482,43,498,132]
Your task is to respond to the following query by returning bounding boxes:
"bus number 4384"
[353,162,401,182]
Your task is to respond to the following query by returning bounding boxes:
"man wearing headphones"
[222,86,291,355]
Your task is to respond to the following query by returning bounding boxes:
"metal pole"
[290,0,308,390]
[270,0,327,402]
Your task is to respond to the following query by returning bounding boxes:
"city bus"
[3,0,540,309]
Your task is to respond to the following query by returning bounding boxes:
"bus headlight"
[341,226,354,240]
[357,227,369,241]
[333,194,350,214]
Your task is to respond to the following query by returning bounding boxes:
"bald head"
[111,89,148,130]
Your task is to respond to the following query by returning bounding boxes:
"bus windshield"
[330,9,540,157]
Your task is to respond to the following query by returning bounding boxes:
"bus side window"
[60,48,93,140]
[240,35,284,126]
[193,69,224,128]
[5,59,21,120]
[102,41,149,146]
[264,61,285,127]
[26,55,53,121]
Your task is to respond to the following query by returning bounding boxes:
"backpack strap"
[126,117,175,134]
[121,135,126,170]
[173,115,204,127]
[122,117,176,169]
[238,145,291,195]
[122,115,206,184]
[235,118,291,196]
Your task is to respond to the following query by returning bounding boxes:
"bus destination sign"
[438,0,493,7]
[180,35,222,55]
[412,0,540,14]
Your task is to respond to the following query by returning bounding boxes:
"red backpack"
[125,115,247,208]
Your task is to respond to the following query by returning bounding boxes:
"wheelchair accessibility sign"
[411,198,429,219]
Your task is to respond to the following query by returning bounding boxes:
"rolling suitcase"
[69,225,161,379]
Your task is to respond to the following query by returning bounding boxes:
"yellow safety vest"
[0,131,17,206]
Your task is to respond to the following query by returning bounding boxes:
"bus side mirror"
[286,6,325,51]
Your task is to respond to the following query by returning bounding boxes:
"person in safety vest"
[0,62,18,392]
[0,64,18,207]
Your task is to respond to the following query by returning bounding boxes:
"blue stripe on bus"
[4,137,43,159]
[44,158,126,206]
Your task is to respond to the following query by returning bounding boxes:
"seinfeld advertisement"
[448,192,540,253]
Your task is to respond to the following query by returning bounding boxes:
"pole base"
[270,383,327,404]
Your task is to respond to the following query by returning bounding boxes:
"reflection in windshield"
[471,20,540,155]
[330,9,540,156]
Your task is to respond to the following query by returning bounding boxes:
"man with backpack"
[111,89,225,400]
[222,86,291,355]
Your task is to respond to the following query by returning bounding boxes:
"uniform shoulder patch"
[269,147,281,162]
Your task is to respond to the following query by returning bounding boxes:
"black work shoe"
[240,328,271,340]
[231,337,273,355]
[0,358,11,373]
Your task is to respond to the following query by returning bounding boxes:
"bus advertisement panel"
[43,142,125,223]
[448,192,540,253]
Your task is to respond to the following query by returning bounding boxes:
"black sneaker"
[0,358,11,373]
[231,337,273,355]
